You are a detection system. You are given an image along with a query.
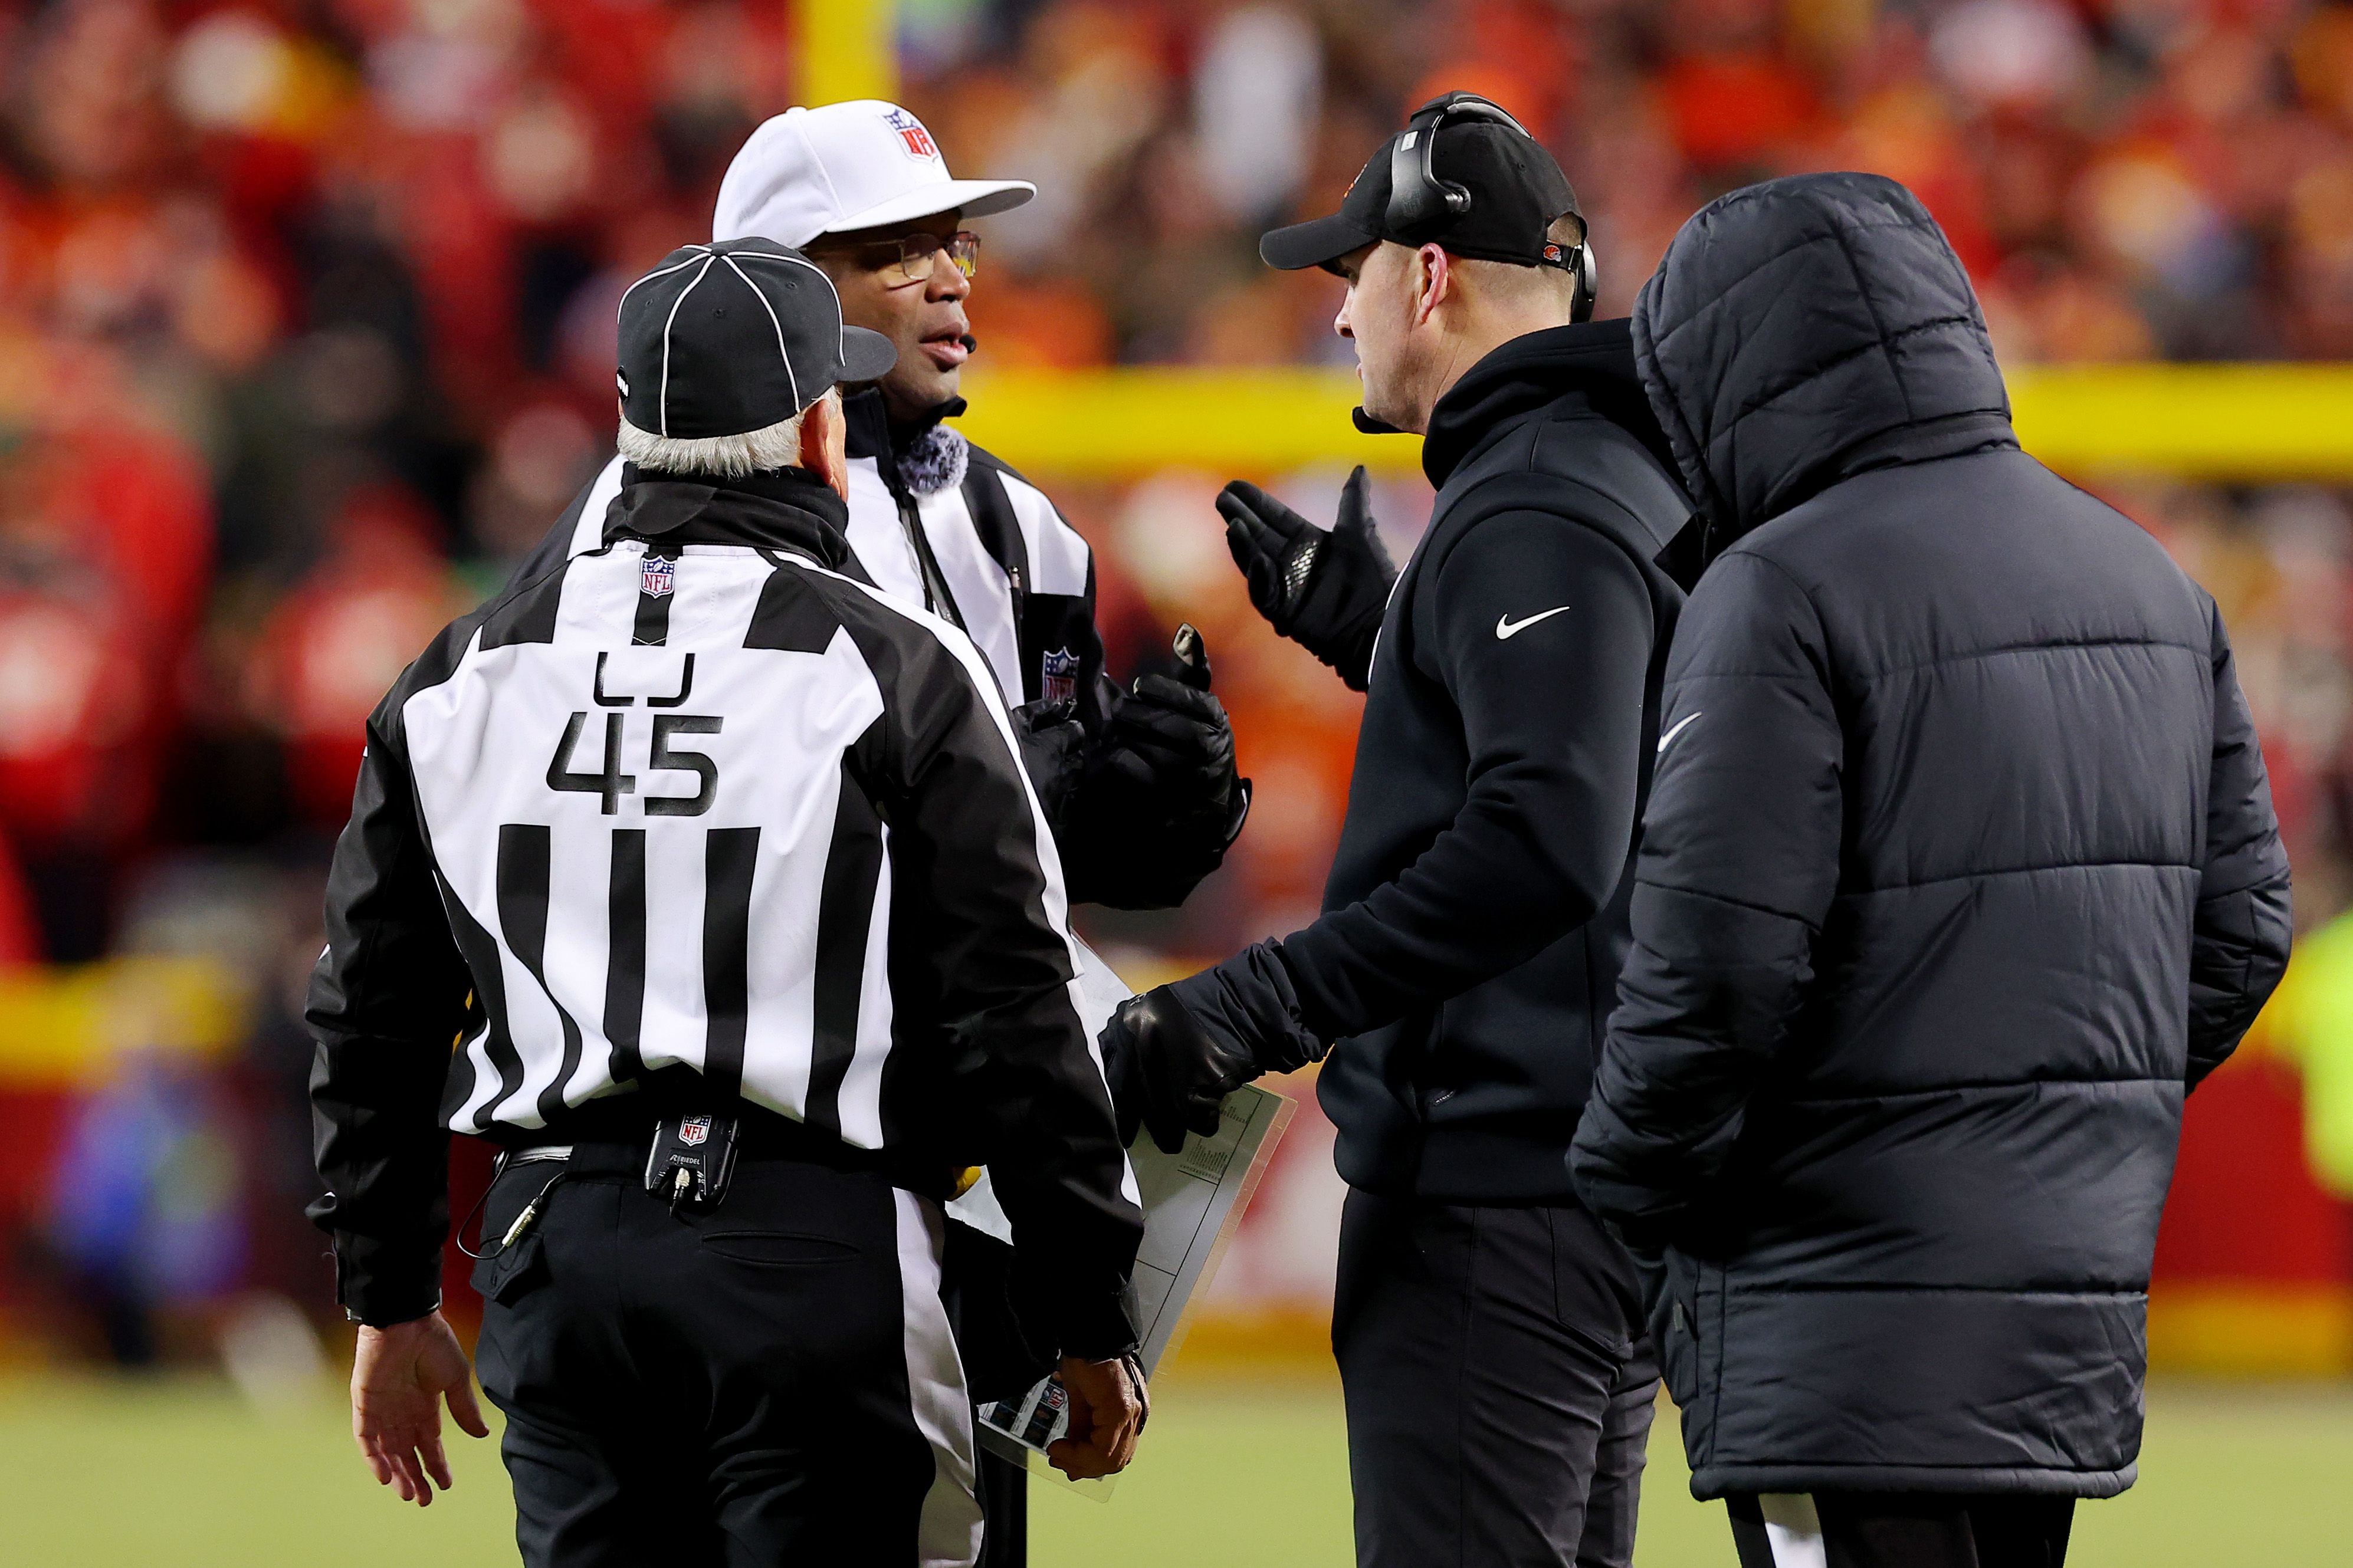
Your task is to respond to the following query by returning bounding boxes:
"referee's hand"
[350,1311,492,1506]
[1048,1353,1144,1480]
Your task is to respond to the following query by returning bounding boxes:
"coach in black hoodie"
[1570,173,2293,1568]
[1103,97,1695,1568]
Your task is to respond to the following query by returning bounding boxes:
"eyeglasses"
[813,230,981,287]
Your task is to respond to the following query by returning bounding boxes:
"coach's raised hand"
[1217,465,1394,691]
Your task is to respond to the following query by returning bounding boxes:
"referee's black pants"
[472,1143,983,1567]
[1333,1188,1658,1568]
[1727,1491,2075,1567]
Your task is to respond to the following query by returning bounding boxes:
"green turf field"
[2,1368,2345,1565]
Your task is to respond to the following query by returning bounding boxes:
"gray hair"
[617,386,838,479]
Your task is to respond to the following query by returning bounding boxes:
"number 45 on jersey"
[546,650,723,817]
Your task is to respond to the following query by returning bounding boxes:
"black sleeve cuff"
[1332,620,1380,691]
[1052,1280,1142,1364]
[334,1240,445,1328]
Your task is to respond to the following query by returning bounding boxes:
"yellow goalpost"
[796,0,2353,484]
[957,362,2353,482]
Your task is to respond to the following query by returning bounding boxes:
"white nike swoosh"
[1656,711,1702,755]
[1495,606,1572,640]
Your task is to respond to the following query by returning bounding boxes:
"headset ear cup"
[1388,110,1477,243]
[1573,240,1598,323]
[1387,95,1524,244]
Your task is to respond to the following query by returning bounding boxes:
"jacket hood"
[1423,318,1681,490]
[1632,172,2015,555]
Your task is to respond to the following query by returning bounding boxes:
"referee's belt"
[491,1089,960,1199]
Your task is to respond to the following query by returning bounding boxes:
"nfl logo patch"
[679,1115,711,1148]
[1041,647,1079,707]
[641,556,675,598]
[882,106,939,162]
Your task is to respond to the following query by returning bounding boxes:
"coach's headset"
[1384,95,1596,324]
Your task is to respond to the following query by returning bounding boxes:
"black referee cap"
[1261,94,1580,274]
[616,240,896,439]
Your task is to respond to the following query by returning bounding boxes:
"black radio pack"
[644,1110,740,1209]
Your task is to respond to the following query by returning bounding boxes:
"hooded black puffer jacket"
[1568,172,2293,1501]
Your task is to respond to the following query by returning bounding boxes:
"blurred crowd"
[4,0,2353,1350]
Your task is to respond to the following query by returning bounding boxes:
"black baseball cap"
[616,239,896,439]
[1261,93,1582,274]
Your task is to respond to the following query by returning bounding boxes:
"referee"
[516,100,1247,1564]
[516,100,1248,910]
[507,100,1243,1562]
[309,240,1143,1566]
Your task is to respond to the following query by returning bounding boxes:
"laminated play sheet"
[951,940,1297,1495]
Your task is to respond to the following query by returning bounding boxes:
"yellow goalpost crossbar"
[955,363,2353,484]
[792,5,2353,485]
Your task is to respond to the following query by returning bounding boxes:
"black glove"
[1217,466,1396,692]
[1100,987,1252,1155]
[1009,695,1088,831]
[1065,626,1250,910]
[1099,944,1322,1154]
[1097,624,1238,826]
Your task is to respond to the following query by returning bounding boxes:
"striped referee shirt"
[530,395,1101,745]
[307,467,1144,1354]
[508,387,1243,912]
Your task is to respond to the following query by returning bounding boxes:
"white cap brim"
[822,178,1036,236]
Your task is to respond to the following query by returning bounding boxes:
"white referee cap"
[713,101,1035,246]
